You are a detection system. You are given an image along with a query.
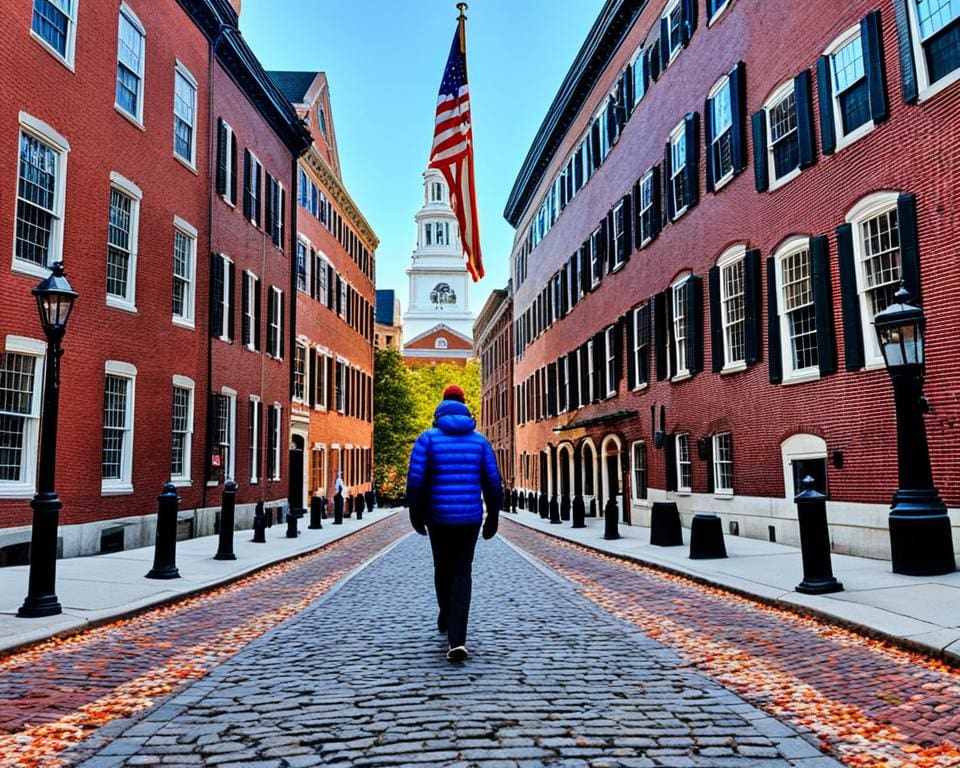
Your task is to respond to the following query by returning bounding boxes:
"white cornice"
[302,147,379,251]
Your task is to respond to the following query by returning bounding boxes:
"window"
[293,342,307,401]
[311,446,326,496]
[339,280,348,318]
[713,433,734,494]
[248,397,260,483]
[209,390,236,483]
[825,28,872,146]
[217,120,237,204]
[266,177,284,247]
[719,251,746,367]
[631,441,648,501]
[590,227,603,287]
[907,0,960,94]
[675,433,692,493]
[611,201,626,270]
[170,221,196,327]
[317,255,328,304]
[708,0,730,22]
[267,404,281,481]
[629,304,650,389]
[0,340,44,497]
[32,0,77,65]
[777,242,819,378]
[605,325,617,397]
[102,361,137,493]
[315,351,328,409]
[211,254,233,340]
[317,105,328,139]
[430,181,443,202]
[558,355,568,413]
[669,123,688,217]
[266,287,284,358]
[296,240,308,293]
[435,338,448,349]
[243,151,262,226]
[586,340,595,402]
[672,277,690,377]
[663,0,684,63]
[631,50,648,107]
[14,125,67,274]
[708,76,735,186]
[766,83,800,185]
[335,359,346,413]
[115,6,145,122]
[171,377,194,484]
[242,270,258,350]
[173,66,197,166]
[106,185,139,308]
[637,169,655,246]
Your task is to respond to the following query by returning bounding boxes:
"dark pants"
[427,521,481,648]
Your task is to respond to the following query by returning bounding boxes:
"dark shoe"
[446,645,469,662]
[437,612,447,634]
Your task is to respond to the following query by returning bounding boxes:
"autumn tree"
[373,348,416,502]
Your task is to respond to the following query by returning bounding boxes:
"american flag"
[429,14,484,281]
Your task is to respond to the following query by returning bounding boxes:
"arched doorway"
[601,434,624,523]
[580,438,598,516]
[289,434,306,514]
[781,433,828,498]
[557,442,574,521]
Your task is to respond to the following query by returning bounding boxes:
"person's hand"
[410,507,427,536]
[482,512,499,540]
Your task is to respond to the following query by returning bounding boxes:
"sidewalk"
[508,511,960,663]
[0,508,398,655]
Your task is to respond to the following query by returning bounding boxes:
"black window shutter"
[795,70,817,169]
[744,249,762,365]
[640,304,651,385]
[593,331,605,401]
[227,261,235,342]
[308,350,316,407]
[654,291,667,381]
[810,235,837,376]
[687,275,703,374]
[327,356,334,409]
[766,256,782,384]
[862,10,889,123]
[621,193,633,263]
[649,41,661,82]
[569,351,580,410]
[626,308,637,389]
[632,178,644,250]
[897,192,921,302]
[660,17,670,68]
[229,133,238,204]
[836,223,865,371]
[253,277,261,351]
[650,164,662,240]
[663,141,674,220]
[893,0,918,103]
[216,118,227,196]
[279,290,284,358]
[751,111,769,192]
[816,56,836,156]
[568,253,579,308]
[242,148,252,220]
[211,254,225,338]
[605,96,618,146]
[548,362,557,416]
[613,318,624,389]
[682,0,698,45]
[264,176,274,239]
[241,271,250,346]
[706,436,715,494]
[266,287,275,354]
[604,210,614,273]
[730,61,747,174]
[327,264,334,308]
[254,164,262,227]
[591,121,601,169]
[684,112,700,210]
[279,186,286,249]
[665,286,676,377]
[704,95,715,193]
[597,220,608,283]
[579,344,589,403]
[579,242,590,297]
[665,434,677,492]
[708,265,724,372]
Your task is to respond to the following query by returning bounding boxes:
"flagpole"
[457,3,468,58]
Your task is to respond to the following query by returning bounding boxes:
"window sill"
[106,296,138,313]
[172,316,196,331]
[720,361,747,375]
[767,166,801,192]
[671,371,692,383]
[218,335,233,345]
[30,30,75,72]
[863,359,886,372]
[609,261,626,275]
[114,106,145,132]
[221,195,236,209]
[11,259,55,281]
[174,154,199,176]
[672,204,689,221]
[102,481,134,496]
[0,483,35,500]
[713,170,735,192]
[918,68,960,103]
[833,121,874,153]
[714,491,734,499]
[674,490,692,497]
[781,369,821,386]
[171,479,192,488]
[631,382,648,392]
[206,480,220,488]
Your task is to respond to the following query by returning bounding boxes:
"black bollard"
[320,496,328,519]
[147,482,181,579]
[309,496,323,529]
[603,496,620,540]
[252,500,266,543]
[356,493,364,520]
[527,492,535,513]
[346,494,354,518]
[214,481,238,560]
[365,490,374,511]
[511,490,518,513]
[572,495,586,528]
[589,497,597,518]
[538,493,548,520]
[689,513,727,559]
[549,494,561,524]
[650,501,683,546]
[795,476,844,594]
[560,494,571,522]
[333,492,344,524]
[286,505,299,538]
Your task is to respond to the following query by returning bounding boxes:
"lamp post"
[18,263,78,618]
[873,285,955,576]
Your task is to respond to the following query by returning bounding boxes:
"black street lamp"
[873,284,955,577]
[18,262,77,618]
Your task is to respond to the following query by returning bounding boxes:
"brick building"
[505,0,960,559]
[375,289,403,351]
[270,70,377,513]
[474,284,514,494]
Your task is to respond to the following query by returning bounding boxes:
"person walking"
[406,385,502,662]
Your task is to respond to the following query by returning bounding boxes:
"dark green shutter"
[254,164,262,227]
[795,70,817,169]
[730,61,747,174]
[752,111,768,192]
[862,10,889,122]
[684,112,700,210]
[897,192,921,302]
[836,223,864,371]
[744,249,762,365]
[704,94,715,193]
[766,257,782,384]
[579,344,590,403]
[227,261,235,342]
[654,291,667,381]
[568,253,579,308]
[893,0,918,103]
[682,0,698,45]
[687,275,703,374]
[709,266,723,372]
[626,308,636,389]
[308,349,316,407]
[649,40,661,82]
[591,121,601,169]
[548,362,557,416]
[660,17,670,69]
[816,56,836,155]
[579,242,590,297]
[810,235,837,376]
[229,132,238,204]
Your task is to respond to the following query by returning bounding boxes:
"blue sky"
[239,0,605,310]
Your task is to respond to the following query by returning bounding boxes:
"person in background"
[406,385,502,662]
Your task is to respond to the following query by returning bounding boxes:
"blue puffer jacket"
[406,400,503,525]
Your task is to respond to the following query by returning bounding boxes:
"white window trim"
[712,432,734,496]
[670,273,691,380]
[824,27,875,153]
[630,440,649,503]
[30,0,79,70]
[221,120,237,206]
[590,227,602,288]
[218,385,237,483]
[101,360,138,496]
[170,374,195,486]
[293,340,308,403]
[775,236,820,384]
[604,325,617,397]
[586,340,595,402]
[764,81,802,191]
[218,255,234,342]
[270,403,282,481]
[115,3,146,127]
[708,76,736,191]
[611,200,626,271]
[663,0,684,64]
[173,61,199,171]
[675,433,692,494]
[248,395,261,484]
[906,0,960,101]
[631,307,648,391]
[315,349,330,411]
[847,191,902,370]
[172,215,197,329]
[0,336,46,498]
[243,270,258,351]
[707,0,732,26]
[296,236,310,294]
[717,245,747,372]
[558,355,569,414]
[13,115,70,279]
[669,121,688,219]
[105,173,142,313]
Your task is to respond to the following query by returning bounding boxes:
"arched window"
[435,337,448,349]
[317,106,328,139]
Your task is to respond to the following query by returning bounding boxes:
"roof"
[503,0,647,228]
[376,290,397,325]
[267,71,320,104]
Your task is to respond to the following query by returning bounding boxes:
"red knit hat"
[442,385,466,403]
